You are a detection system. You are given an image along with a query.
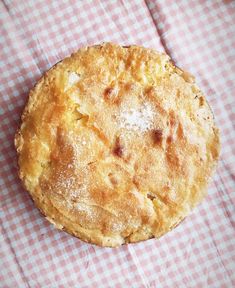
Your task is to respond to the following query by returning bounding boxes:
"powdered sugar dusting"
[119,103,155,132]
[70,183,88,198]
[68,72,80,86]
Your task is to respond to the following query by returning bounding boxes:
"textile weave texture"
[0,0,234,287]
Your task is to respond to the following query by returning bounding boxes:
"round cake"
[15,43,220,247]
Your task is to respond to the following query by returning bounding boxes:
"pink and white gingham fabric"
[0,1,234,287]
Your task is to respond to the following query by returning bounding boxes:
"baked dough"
[15,43,220,247]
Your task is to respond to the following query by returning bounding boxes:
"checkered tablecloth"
[0,0,234,287]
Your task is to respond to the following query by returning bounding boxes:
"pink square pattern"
[0,0,234,287]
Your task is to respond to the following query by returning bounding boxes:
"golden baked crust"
[15,43,220,247]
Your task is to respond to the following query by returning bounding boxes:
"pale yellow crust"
[15,43,220,247]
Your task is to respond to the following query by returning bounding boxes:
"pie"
[15,43,220,247]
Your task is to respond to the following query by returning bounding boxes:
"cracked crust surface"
[15,43,220,247]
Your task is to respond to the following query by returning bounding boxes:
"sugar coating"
[119,103,155,132]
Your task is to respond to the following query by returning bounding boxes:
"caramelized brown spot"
[124,82,135,92]
[152,129,163,144]
[104,87,114,100]
[147,193,156,201]
[103,87,120,104]
[125,57,132,69]
[170,116,176,127]
[199,96,204,107]
[145,86,153,95]
[177,122,184,139]
[166,148,180,167]
[113,137,124,158]
[167,136,173,144]
[163,185,170,192]
[133,176,140,189]
[168,111,178,129]
[87,161,97,166]
[108,173,118,186]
